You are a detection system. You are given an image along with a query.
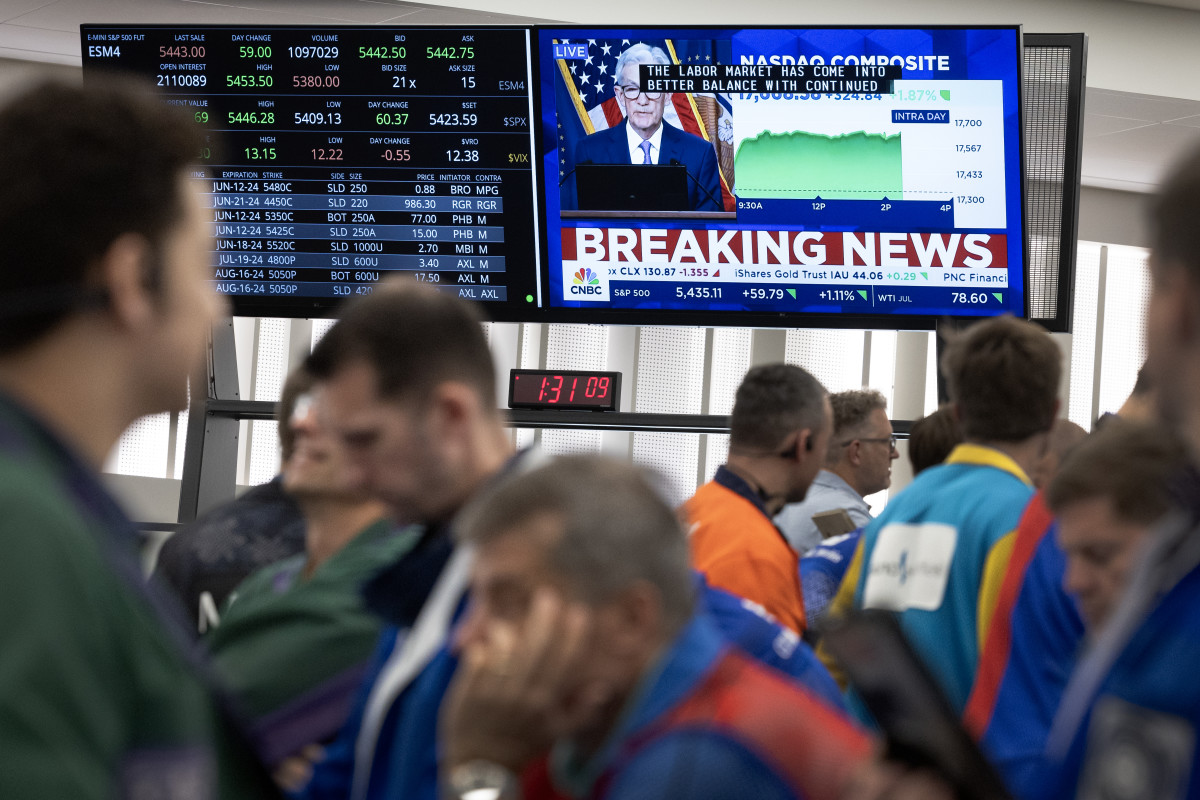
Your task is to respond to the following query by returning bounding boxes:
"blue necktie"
[639,139,652,164]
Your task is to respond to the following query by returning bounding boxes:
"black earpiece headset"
[776,433,813,461]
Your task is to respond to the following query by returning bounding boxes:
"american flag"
[554,37,736,211]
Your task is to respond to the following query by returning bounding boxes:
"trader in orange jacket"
[684,364,831,635]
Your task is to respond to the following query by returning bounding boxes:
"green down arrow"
[786,288,796,299]
[857,290,869,301]
[992,293,1003,303]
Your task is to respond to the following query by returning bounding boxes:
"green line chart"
[734,130,903,199]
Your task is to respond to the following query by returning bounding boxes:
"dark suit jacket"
[566,120,724,212]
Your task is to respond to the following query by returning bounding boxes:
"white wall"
[0,55,76,94]
[1079,186,1152,249]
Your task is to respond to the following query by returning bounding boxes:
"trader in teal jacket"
[818,315,1062,715]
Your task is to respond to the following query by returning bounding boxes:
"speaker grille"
[1023,36,1086,331]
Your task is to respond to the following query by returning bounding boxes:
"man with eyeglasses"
[572,42,724,212]
[776,389,898,556]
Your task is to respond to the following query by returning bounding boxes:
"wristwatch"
[446,760,519,800]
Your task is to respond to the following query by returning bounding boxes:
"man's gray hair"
[614,42,671,88]
[826,389,888,466]
[456,455,695,632]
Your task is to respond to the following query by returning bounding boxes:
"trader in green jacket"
[207,366,416,790]
[0,77,276,799]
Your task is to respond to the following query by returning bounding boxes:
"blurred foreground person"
[156,467,305,633]
[967,414,1086,734]
[906,404,963,475]
[1098,363,1155,426]
[968,420,1183,795]
[1036,142,1200,800]
[1028,418,1087,491]
[206,366,414,789]
[156,356,313,634]
[441,456,872,800]
[0,78,275,797]
[299,284,844,800]
[1048,422,1181,631]
[821,315,1061,715]
[299,281,534,800]
[685,364,831,634]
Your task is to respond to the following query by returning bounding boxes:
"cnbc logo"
[570,267,603,295]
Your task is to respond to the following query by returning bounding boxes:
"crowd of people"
[3,75,1200,800]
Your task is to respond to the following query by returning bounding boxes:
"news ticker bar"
[597,281,1004,313]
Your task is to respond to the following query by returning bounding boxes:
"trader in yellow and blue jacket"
[818,315,1062,717]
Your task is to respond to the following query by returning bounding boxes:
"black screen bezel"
[527,24,1028,331]
[80,23,545,322]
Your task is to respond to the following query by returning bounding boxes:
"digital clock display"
[509,369,621,411]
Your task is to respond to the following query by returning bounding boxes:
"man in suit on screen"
[571,43,723,212]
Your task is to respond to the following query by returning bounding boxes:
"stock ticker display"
[81,26,542,318]
[539,27,1027,321]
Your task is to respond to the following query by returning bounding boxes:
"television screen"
[81,25,543,319]
[536,26,1025,327]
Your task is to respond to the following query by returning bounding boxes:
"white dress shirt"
[774,469,872,554]
[625,121,664,164]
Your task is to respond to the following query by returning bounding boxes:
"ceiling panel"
[1125,0,1200,11]
[0,23,76,61]
[1166,114,1200,129]
[1079,87,1200,192]
[1081,157,1165,193]
[1086,87,1200,123]
[0,1,66,25]
[1084,115,1157,138]
[1088,117,1200,154]
[388,6,546,23]
[17,0,402,28]
[173,1,420,25]
[174,0,473,25]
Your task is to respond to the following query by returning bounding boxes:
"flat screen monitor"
[81,25,543,319]
[536,26,1026,327]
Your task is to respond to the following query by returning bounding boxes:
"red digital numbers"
[537,374,611,403]
[585,376,610,399]
[538,374,562,403]
[515,370,616,410]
